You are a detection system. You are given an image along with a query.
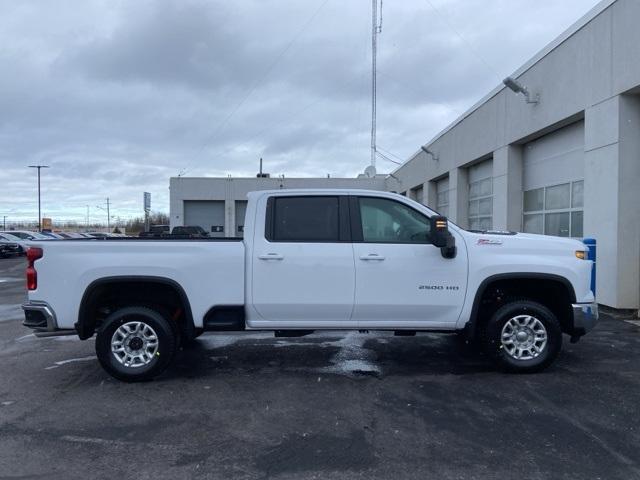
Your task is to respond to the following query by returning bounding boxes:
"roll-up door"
[522,121,585,237]
[183,200,225,237]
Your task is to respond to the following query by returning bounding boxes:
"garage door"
[522,121,585,237]
[183,201,225,237]
[468,160,493,230]
[235,201,248,237]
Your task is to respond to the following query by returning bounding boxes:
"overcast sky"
[0,0,602,224]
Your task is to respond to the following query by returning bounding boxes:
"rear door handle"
[359,254,385,261]
[258,253,284,260]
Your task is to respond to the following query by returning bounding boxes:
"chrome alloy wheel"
[111,321,159,368]
[501,315,548,360]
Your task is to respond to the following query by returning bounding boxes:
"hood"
[464,230,586,255]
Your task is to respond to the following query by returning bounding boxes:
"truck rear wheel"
[95,306,178,382]
[482,300,562,373]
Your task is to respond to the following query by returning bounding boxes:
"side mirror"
[429,216,449,248]
[430,215,457,259]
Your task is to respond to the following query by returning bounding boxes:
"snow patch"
[197,332,272,349]
[45,356,96,370]
[319,332,381,377]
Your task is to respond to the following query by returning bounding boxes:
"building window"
[468,177,493,231]
[523,180,583,237]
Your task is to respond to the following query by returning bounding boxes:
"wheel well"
[471,276,575,335]
[77,278,194,340]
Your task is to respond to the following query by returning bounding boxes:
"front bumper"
[571,301,599,337]
[22,301,75,337]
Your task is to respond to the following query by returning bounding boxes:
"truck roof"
[247,189,402,199]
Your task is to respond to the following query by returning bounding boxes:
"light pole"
[28,165,50,231]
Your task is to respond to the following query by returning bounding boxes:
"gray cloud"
[0,0,601,223]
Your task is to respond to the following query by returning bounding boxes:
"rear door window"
[270,196,340,242]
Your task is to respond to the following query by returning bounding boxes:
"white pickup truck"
[22,189,598,381]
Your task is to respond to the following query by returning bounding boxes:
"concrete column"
[617,95,640,310]
[225,200,235,238]
[492,145,523,231]
[449,167,469,228]
[169,177,185,230]
[584,94,640,309]
[224,178,235,238]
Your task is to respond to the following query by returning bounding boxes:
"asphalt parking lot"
[1,256,639,480]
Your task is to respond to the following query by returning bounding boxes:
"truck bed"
[27,239,246,330]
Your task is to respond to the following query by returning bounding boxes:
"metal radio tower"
[370,0,383,168]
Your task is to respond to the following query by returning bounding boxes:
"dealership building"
[170,0,639,310]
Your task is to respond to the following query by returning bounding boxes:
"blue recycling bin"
[583,238,596,296]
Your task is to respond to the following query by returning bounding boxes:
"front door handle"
[359,254,385,261]
[258,253,284,260]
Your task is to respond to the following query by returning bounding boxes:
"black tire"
[95,306,178,382]
[482,300,562,373]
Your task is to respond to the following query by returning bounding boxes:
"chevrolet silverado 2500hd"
[22,189,598,381]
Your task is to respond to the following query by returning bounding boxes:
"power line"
[375,150,401,165]
[376,145,404,162]
[201,73,368,167]
[198,0,331,158]
[423,0,501,80]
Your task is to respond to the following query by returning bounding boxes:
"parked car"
[1,230,51,241]
[0,232,28,255]
[85,232,110,238]
[21,189,597,382]
[0,240,21,258]
[39,231,64,239]
[139,225,170,238]
[170,225,209,238]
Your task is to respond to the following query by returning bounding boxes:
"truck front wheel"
[95,306,178,382]
[483,300,562,373]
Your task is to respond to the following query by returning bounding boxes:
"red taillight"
[26,247,43,291]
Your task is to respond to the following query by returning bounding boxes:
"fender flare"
[75,275,195,340]
[464,272,576,338]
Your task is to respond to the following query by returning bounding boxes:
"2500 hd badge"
[419,285,460,291]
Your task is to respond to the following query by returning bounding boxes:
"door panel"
[351,196,467,328]
[250,195,356,328]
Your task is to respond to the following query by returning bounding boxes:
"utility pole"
[96,198,111,231]
[2,215,6,230]
[86,205,90,231]
[28,165,50,232]
[371,0,382,168]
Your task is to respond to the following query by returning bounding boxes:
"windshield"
[26,232,50,240]
[0,233,22,241]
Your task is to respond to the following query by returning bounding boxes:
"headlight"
[575,250,586,260]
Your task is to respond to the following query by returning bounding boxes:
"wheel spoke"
[111,320,159,369]
[501,314,548,361]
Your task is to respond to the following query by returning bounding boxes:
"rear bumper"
[570,301,599,336]
[22,301,76,337]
